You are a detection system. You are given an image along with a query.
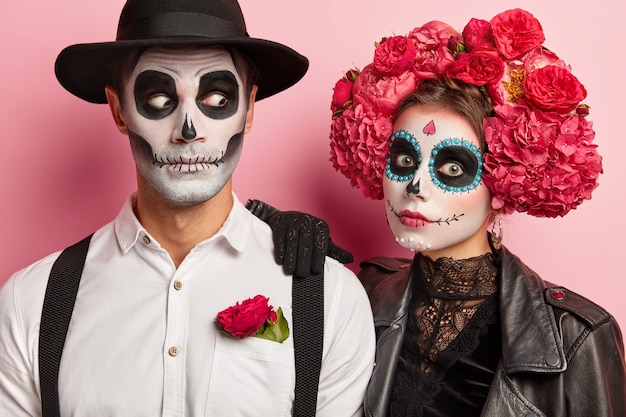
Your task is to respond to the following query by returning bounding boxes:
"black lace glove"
[246,199,353,277]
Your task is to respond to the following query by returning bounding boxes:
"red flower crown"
[329,8,602,218]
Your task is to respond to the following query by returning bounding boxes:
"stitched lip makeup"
[398,210,430,228]
[153,154,225,172]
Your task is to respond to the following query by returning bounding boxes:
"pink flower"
[524,65,587,113]
[352,64,418,116]
[408,21,459,79]
[490,9,545,60]
[329,104,392,200]
[331,69,359,115]
[523,47,568,73]
[486,59,525,106]
[446,48,504,86]
[326,8,599,216]
[487,48,572,108]
[462,18,496,52]
[374,35,417,76]
[483,104,601,217]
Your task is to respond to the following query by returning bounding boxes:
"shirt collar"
[114,192,252,254]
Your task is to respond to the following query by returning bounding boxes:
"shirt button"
[168,346,179,357]
[173,280,183,291]
[142,236,151,245]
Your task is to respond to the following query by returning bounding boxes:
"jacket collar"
[363,247,568,375]
[359,257,413,326]
[497,246,566,374]
[365,248,568,375]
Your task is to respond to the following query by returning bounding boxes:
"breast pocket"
[205,331,294,417]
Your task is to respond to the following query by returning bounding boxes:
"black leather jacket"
[358,246,626,417]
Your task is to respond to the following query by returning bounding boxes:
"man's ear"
[105,85,128,134]
[244,85,258,134]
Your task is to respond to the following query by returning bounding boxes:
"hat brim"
[54,36,309,103]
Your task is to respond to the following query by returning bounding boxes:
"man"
[0,0,375,415]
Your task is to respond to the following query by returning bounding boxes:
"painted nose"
[181,114,196,141]
[406,177,420,195]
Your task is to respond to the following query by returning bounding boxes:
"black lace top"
[389,252,501,417]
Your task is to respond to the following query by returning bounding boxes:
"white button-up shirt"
[0,194,375,416]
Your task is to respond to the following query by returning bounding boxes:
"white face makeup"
[119,46,251,205]
[383,105,492,259]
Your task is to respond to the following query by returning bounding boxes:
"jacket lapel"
[498,247,566,374]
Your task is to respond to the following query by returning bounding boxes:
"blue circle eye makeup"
[386,130,421,181]
[429,138,483,192]
[385,130,484,193]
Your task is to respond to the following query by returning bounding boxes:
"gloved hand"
[246,199,353,277]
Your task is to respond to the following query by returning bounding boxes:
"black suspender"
[39,236,324,417]
[39,234,93,417]
[292,272,324,417]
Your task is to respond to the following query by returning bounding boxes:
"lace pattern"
[389,252,500,417]
[415,253,498,363]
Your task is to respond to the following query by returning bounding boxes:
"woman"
[328,8,626,417]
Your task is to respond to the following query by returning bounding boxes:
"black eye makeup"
[134,70,178,119]
[386,130,421,181]
[429,138,483,192]
[133,70,241,121]
[197,71,239,120]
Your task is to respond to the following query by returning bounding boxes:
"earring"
[491,217,503,250]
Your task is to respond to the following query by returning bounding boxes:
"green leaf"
[253,307,290,343]
[254,328,278,342]
[273,308,290,343]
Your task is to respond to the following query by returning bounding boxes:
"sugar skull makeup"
[118,46,252,205]
[383,105,492,258]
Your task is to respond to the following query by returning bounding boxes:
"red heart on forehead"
[423,120,436,136]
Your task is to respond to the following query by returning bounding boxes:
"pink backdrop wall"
[1,0,624,341]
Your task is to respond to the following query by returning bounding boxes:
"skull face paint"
[120,46,251,205]
[383,105,492,259]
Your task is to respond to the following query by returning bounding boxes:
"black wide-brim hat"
[55,0,309,103]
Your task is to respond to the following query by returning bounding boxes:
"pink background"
[1,0,625,341]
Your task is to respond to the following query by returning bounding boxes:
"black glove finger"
[268,214,288,267]
[281,216,299,275]
[310,219,330,274]
[246,199,279,220]
[245,199,260,214]
[295,216,315,278]
[327,239,354,264]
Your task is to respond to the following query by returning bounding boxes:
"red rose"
[490,9,545,60]
[447,33,464,55]
[331,69,359,115]
[408,21,458,79]
[576,104,590,117]
[524,65,587,113]
[216,295,273,339]
[446,48,504,86]
[462,18,496,52]
[488,46,569,108]
[373,35,417,76]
